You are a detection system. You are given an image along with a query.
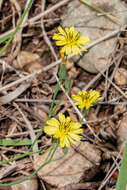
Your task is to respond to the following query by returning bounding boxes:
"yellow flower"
[53,26,90,56]
[44,113,83,148]
[72,89,102,110]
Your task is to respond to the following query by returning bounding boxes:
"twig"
[15,98,127,105]
[10,0,22,61]
[84,53,121,90]
[95,53,122,115]
[0,82,30,105]
[6,129,40,138]
[0,0,70,40]
[41,0,57,60]
[13,103,38,159]
[99,70,127,99]
[0,69,41,92]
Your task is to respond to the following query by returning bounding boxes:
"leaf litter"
[0,0,127,189]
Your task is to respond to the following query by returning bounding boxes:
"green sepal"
[62,146,68,155]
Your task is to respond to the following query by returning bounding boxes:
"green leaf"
[58,64,66,80]
[0,33,12,44]
[62,146,68,155]
[0,139,41,146]
[116,142,127,190]
[65,78,72,90]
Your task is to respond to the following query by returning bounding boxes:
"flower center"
[59,122,71,136]
[66,32,80,45]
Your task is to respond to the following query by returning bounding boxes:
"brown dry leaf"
[24,62,43,73]
[114,68,127,86]
[117,114,127,153]
[34,142,101,188]
[114,105,127,114]
[34,106,48,121]
[10,177,38,190]
[68,67,79,79]
[88,109,98,121]
[65,59,79,79]
[71,87,80,95]
[0,165,18,180]
[13,51,42,73]
[68,109,78,122]
[65,59,74,70]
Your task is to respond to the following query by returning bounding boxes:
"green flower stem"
[80,108,87,123]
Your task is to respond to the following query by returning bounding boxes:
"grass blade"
[0,139,41,146]
[116,142,127,190]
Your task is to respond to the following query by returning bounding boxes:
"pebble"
[62,0,127,73]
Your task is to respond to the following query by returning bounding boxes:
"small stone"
[114,68,127,86]
[62,0,127,73]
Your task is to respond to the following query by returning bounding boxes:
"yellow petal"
[46,118,60,127]
[59,112,65,124]
[78,36,90,45]
[68,136,77,144]
[44,125,58,135]
[72,45,81,55]
[59,136,68,147]
[58,26,66,36]
[65,117,71,126]
[52,33,61,40]
[72,94,82,101]
[65,27,70,34]
[56,40,67,46]
[69,26,75,32]
[65,45,72,55]
[70,122,82,130]
[69,133,82,141]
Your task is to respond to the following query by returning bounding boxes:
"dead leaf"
[34,142,101,188]
[114,68,127,86]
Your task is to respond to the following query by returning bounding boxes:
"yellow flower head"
[72,89,102,110]
[44,113,83,148]
[53,26,90,57]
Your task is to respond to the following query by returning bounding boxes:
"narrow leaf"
[116,142,127,190]
[0,139,41,146]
